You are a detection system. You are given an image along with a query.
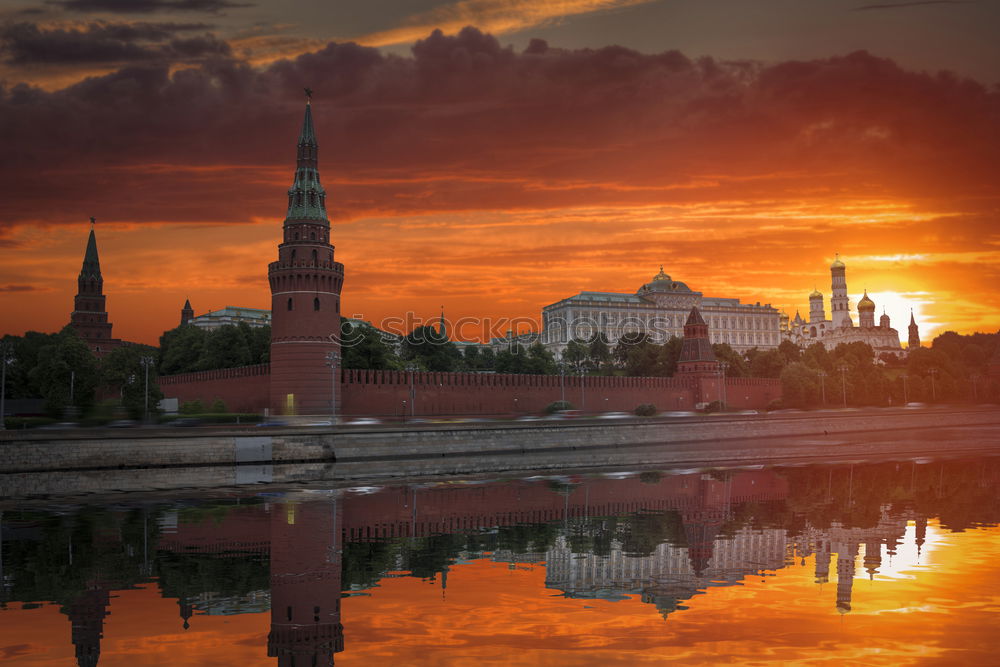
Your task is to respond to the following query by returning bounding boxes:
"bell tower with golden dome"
[829,254,853,329]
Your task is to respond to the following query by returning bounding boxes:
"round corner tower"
[268,99,345,416]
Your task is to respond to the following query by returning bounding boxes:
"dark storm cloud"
[0,21,228,64]
[0,26,997,227]
[51,0,252,14]
[0,284,40,292]
[855,1,975,10]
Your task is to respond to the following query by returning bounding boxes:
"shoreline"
[2,405,999,501]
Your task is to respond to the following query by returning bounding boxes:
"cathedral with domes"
[782,255,906,356]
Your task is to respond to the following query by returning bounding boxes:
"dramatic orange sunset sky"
[1,0,998,345]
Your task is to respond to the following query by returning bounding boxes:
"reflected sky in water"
[1,456,998,665]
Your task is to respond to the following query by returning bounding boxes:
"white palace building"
[540,267,782,356]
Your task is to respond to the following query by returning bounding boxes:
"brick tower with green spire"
[268,95,345,415]
[70,220,120,356]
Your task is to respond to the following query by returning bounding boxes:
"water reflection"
[1,456,998,665]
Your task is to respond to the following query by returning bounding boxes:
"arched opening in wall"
[312,249,317,263]
[311,232,316,240]
[810,326,817,338]
[291,249,296,261]
[314,297,320,311]
[288,297,293,311]
[294,232,299,240]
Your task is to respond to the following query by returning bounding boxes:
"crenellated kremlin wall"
[158,364,779,417]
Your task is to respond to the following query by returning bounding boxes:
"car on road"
[597,412,632,419]
[346,417,382,425]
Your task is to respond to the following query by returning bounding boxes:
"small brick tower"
[908,310,920,350]
[180,298,194,326]
[268,94,345,415]
[70,219,119,356]
[677,307,722,407]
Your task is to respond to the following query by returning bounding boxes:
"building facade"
[783,256,904,356]
[541,267,782,356]
[185,305,272,331]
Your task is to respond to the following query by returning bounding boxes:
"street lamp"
[900,373,908,405]
[720,361,730,411]
[837,364,849,408]
[405,363,419,418]
[928,368,939,402]
[139,356,154,422]
[325,350,340,421]
[817,370,827,406]
[558,363,566,404]
[0,343,14,431]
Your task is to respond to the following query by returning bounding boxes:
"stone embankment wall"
[2,407,998,500]
[158,364,781,417]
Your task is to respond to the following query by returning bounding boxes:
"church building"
[783,255,905,356]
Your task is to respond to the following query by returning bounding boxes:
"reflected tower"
[835,541,859,613]
[65,586,110,667]
[268,497,344,666]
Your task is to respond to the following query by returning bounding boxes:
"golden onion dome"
[809,288,823,299]
[652,265,671,282]
[831,253,845,270]
[858,290,876,310]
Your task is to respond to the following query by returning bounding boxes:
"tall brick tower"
[70,220,119,356]
[268,95,345,415]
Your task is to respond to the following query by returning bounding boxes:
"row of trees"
[158,322,269,375]
[1,327,162,418]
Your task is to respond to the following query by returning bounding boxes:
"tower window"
[310,231,316,240]
[313,297,320,311]
[294,232,299,241]
[312,249,317,263]
[287,297,293,311]
[291,249,296,261]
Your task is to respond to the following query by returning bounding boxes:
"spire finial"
[89,216,96,228]
[304,87,313,103]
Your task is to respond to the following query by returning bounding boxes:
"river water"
[1,454,997,665]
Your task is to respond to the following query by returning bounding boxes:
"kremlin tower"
[69,220,120,356]
[908,311,921,350]
[268,94,345,416]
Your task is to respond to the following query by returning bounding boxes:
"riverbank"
[2,405,999,500]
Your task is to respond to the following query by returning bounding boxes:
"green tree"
[655,336,683,377]
[750,349,786,379]
[29,327,99,416]
[525,342,557,375]
[780,362,821,408]
[197,325,252,370]
[99,344,163,419]
[613,331,646,368]
[563,339,589,372]
[402,325,462,372]
[341,320,396,370]
[158,325,207,375]
[588,333,612,373]
[712,343,748,378]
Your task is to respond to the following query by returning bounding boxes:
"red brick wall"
[341,369,697,417]
[159,364,270,413]
[159,365,781,417]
